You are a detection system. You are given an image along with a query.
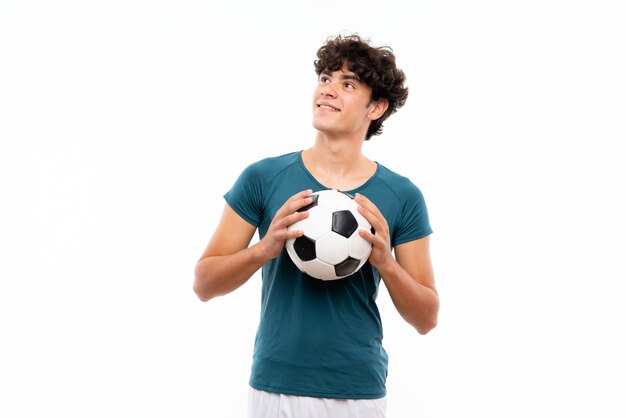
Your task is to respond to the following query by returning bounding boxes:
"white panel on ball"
[290,206,333,240]
[316,232,351,265]
[301,259,337,280]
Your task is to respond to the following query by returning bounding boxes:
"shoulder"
[375,163,425,201]
[372,163,432,244]
[243,151,301,179]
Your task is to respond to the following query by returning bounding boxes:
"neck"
[312,132,366,169]
[301,133,376,191]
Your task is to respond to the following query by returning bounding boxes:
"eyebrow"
[321,70,361,82]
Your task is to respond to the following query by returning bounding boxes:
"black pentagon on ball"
[332,210,358,238]
[296,193,319,213]
[334,257,361,277]
[293,236,316,261]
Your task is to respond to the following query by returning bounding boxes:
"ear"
[368,99,389,121]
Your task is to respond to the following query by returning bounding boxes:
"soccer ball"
[285,189,373,281]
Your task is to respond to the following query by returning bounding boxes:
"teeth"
[319,104,339,111]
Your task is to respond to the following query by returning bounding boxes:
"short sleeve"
[223,162,265,227]
[392,183,432,246]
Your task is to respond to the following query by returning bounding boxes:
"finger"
[281,209,309,229]
[357,212,388,256]
[277,190,313,217]
[290,189,314,209]
[355,193,388,234]
[358,227,376,244]
[286,227,305,240]
[356,203,380,231]
[291,189,313,200]
[355,193,383,219]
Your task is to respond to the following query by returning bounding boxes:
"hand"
[355,193,395,271]
[257,189,313,260]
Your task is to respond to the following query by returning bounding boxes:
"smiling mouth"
[318,104,340,111]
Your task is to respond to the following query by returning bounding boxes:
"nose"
[320,83,337,98]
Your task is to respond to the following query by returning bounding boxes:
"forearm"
[379,260,439,334]
[193,242,269,302]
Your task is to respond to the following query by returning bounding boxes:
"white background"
[1,1,625,417]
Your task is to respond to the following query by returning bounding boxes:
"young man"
[194,34,439,418]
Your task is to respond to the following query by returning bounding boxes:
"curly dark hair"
[314,34,409,140]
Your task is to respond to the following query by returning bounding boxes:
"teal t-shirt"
[224,151,432,399]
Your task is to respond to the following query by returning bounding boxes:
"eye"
[344,82,355,89]
[319,75,330,83]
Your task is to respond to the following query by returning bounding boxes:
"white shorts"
[247,387,387,418]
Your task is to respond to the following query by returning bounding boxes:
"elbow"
[193,282,210,302]
[413,296,439,335]
[415,317,437,335]
[193,278,216,302]
[414,301,439,335]
[193,266,213,302]
[193,259,216,302]
[195,290,211,303]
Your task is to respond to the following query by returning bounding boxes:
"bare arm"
[379,238,439,334]
[193,203,263,301]
[356,193,439,334]
[193,190,313,302]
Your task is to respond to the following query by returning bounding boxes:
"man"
[194,33,439,418]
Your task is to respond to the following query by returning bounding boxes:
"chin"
[312,119,329,133]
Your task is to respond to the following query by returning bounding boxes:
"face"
[312,65,387,139]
